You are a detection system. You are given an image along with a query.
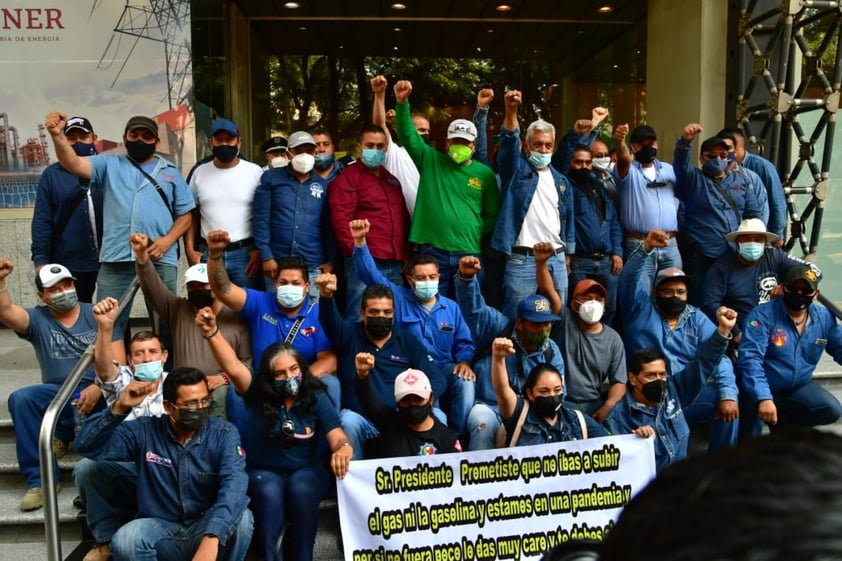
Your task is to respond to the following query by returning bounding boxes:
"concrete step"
[0,485,84,544]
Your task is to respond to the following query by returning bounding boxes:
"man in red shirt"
[329,124,411,319]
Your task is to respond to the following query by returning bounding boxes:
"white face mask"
[577,299,605,325]
[291,153,315,174]
[270,156,289,168]
[592,156,612,172]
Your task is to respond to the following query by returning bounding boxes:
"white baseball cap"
[35,264,75,290]
[394,368,432,402]
[183,263,209,285]
[447,119,477,142]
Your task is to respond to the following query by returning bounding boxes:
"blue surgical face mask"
[528,151,552,169]
[738,241,764,262]
[276,285,306,309]
[702,158,729,176]
[361,148,386,169]
[133,359,164,382]
[49,288,78,312]
[314,152,334,170]
[413,280,438,301]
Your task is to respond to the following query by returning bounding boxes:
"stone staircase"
[0,327,344,561]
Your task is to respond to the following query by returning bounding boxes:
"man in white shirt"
[186,118,264,289]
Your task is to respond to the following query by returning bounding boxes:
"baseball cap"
[700,137,729,153]
[64,116,93,135]
[630,125,657,144]
[724,218,779,243]
[210,118,240,137]
[654,268,688,288]
[124,116,158,137]
[288,131,316,149]
[261,136,288,153]
[572,279,607,300]
[447,119,478,142]
[183,264,209,286]
[36,264,76,291]
[782,264,820,292]
[394,369,432,402]
[517,294,561,322]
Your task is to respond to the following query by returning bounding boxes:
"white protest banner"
[338,434,656,561]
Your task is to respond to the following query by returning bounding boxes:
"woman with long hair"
[196,307,352,561]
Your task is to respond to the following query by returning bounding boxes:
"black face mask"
[399,403,432,425]
[533,394,563,418]
[125,139,157,162]
[72,142,96,157]
[419,133,432,146]
[655,296,687,317]
[783,290,813,311]
[175,406,210,432]
[641,379,667,403]
[634,145,658,164]
[365,316,393,339]
[212,144,238,164]
[567,167,595,186]
[187,289,214,310]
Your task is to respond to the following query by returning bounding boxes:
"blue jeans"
[503,252,567,320]
[8,383,76,487]
[97,261,177,351]
[740,381,842,436]
[202,246,262,290]
[666,351,738,450]
[440,374,475,437]
[568,255,619,326]
[343,255,403,321]
[74,459,137,542]
[111,507,253,561]
[466,403,501,451]
[248,466,330,561]
[417,245,480,301]
[622,236,682,289]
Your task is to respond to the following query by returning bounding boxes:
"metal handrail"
[39,278,140,561]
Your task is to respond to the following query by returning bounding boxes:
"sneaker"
[53,438,69,459]
[19,484,61,512]
[82,542,111,561]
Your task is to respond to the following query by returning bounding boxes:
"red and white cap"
[394,368,432,402]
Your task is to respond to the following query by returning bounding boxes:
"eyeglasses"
[176,397,213,410]
[703,152,730,160]
[785,286,815,296]
[281,419,295,449]
[657,288,687,297]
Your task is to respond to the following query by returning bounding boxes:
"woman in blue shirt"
[197,308,353,561]
[491,337,608,446]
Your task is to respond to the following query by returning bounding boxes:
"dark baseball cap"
[64,116,94,135]
[700,137,729,153]
[210,118,239,137]
[654,268,688,288]
[782,264,820,292]
[630,125,657,144]
[124,116,158,137]
[517,294,561,322]
[261,136,288,153]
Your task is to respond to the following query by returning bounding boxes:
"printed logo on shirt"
[145,451,173,468]
[262,313,278,326]
[770,328,788,347]
[236,445,247,458]
[160,171,176,183]
[439,322,454,333]
[301,326,317,336]
[749,319,761,328]
[389,354,410,365]
[467,177,482,190]
[757,275,778,304]
[310,183,324,198]
[418,443,438,455]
